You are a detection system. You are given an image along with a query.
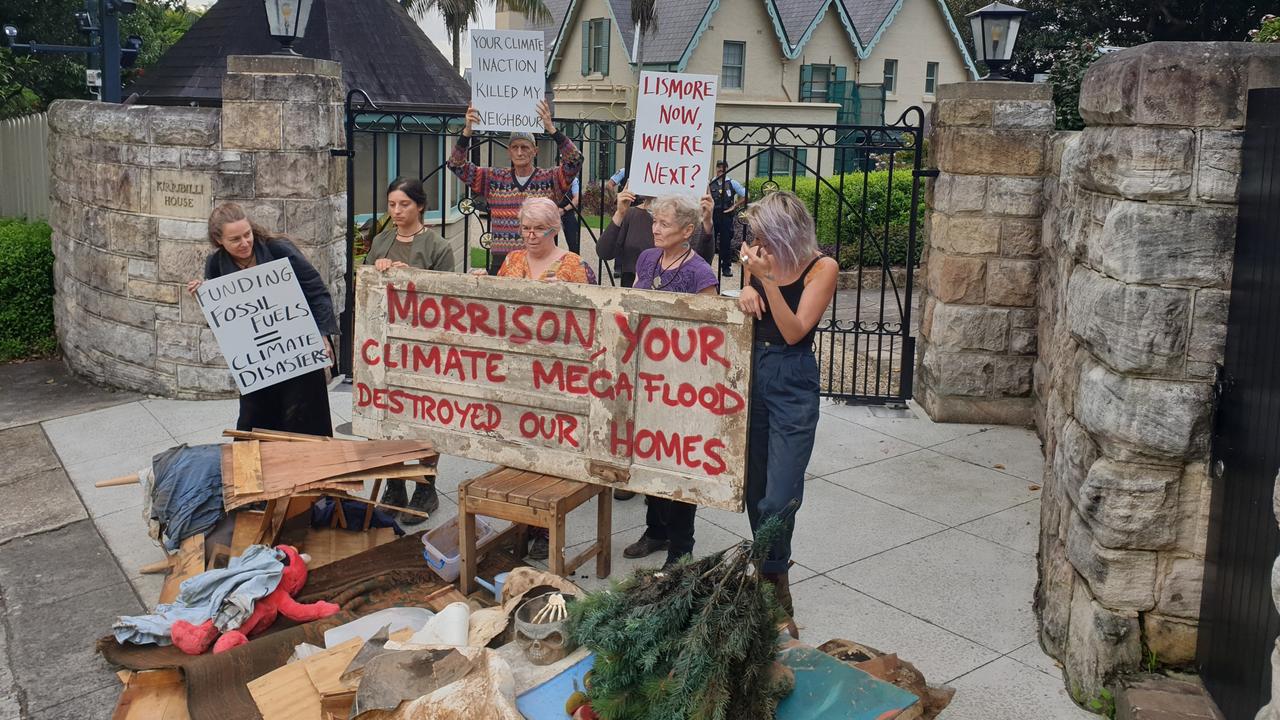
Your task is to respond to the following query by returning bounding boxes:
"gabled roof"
[542,0,975,76]
[125,0,470,107]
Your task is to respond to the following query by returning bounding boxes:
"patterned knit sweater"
[448,131,582,254]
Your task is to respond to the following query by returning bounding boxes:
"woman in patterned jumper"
[448,100,582,275]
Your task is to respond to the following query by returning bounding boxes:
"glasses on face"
[521,225,553,237]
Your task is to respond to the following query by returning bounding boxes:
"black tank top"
[750,255,824,346]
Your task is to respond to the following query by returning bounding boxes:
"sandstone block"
[1072,458,1180,551]
[929,302,1008,352]
[1197,130,1244,203]
[85,250,129,295]
[158,219,207,242]
[214,172,255,200]
[150,146,182,168]
[1011,329,1038,355]
[922,347,993,397]
[986,258,1038,307]
[1141,614,1197,667]
[932,98,993,127]
[284,199,338,241]
[128,279,180,305]
[932,174,987,214]
[1066,267,1190,376]
[1036,537,1075,659]
[231,200,284,232]
[994,356,1033,396]
[1174,463,1211,558]
[1076,360,1213,462]
[46,100,94,136]
[1055,419,1101,506]
[87,163,146,214]
[200,329,225,365]
[216,150,253,174]
[986,177,1044,218]
[254,152,333,198]
[222,72,254,101]
[1000,219,1041,257]
[179,290,208,325]
[94,319,156,368]
[255,74,323,102]
[936,128,1045,177]
[1073,126,1195,201]
[99,355,176,396]
[933,215,1001,255]
[1067,512,1158,610]
[227,55,341,77]
[91,287,156,330]
[926,254,986,304]
[993,100,1055,130]
[1091,201,1236,288]
[176,364,236,397]
[1155,556,1203,618]
[1187,289,1229,367]
[1079,42,1280,129]
[222,101,282,151]
[156,320,202,363]
[158,242,213,283]
[150,107,219,147]
[281,103,337,151]
[106,212,158,259]
[87,105,151,144]
[1065,578,1142,699]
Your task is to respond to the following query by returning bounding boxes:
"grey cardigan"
[363,225,456,272]
[597,207,713,274]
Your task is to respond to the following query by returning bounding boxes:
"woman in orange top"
[488,198,589,283]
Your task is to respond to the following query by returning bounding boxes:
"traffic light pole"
[99,0,120,102]
[2,0,137,103]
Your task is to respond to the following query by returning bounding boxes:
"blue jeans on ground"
[746,342,820,575]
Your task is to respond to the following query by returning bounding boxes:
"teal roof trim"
[767,0,869,61]
[856,0,904,59]
[857,0,979,78]
[828,0,869,55]
[546,0,580,77]
[761,0,796,57]
[934,0,979,77]
[674,0,722,72]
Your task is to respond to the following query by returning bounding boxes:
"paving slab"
[0,359,139,431]
[42,403,174,468]
[1009,640,1066,678]
[807,415,921,477]
[139,398,238,438]
[823,401,994,448]
[0,466,88,545]
[562,519,748,593]
[790,575,1000,684]
[788,479,946,573]
[945,657,1094,719]
[823,448,1040,526]
[28,683,118,720]
[94,504,168,580]
[0,424,61,484]
[958,499,1041,556]
[931,425,1046,481]
[0,606,22,720]
[829,528,1038,653]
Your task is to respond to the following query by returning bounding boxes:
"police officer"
[708,160,746,276]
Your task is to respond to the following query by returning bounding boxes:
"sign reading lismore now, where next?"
[352,268,753,512]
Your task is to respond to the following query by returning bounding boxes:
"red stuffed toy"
[171,545,339,654]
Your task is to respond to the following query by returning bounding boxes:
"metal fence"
[0,113,49,221]
[338,91,926,404]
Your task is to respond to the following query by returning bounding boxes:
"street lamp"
[263,0,314,55]
[966,2,1027,81]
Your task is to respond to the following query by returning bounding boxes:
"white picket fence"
[0,113,50,221]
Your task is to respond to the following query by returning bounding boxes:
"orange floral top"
[497,250,590,283]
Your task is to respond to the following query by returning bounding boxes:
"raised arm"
[744,247,837,345]
[447,103,490,194]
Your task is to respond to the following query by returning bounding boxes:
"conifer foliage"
[569,517,796,720]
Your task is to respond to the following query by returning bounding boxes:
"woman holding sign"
[736,191,837,616]
[187,202,337,438]
[620,194,719,568]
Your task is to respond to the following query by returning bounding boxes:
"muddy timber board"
[351,268,752,511]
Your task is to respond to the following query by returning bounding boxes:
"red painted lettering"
[387,283,416,325]
[360,339,380,366]
[511,306,533,344]
[442,296,467,333]
[467,303,495,336]
[698,326,730,368]
[615,314,651,364]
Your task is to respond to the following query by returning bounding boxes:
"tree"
[399,0,551,72]
[0,0,199,119]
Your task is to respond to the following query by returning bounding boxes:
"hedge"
[747,171,923,268]
[0,218,56,362]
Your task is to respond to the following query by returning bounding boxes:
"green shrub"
[0,218,56,361]
[746,171,923,268]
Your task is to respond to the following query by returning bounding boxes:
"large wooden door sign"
[351,268,752,511]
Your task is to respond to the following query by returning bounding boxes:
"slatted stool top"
[461,467,602,511]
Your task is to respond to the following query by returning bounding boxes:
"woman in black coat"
[187,202,337,437]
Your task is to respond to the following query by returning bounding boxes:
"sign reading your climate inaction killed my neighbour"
[628,71,718,197]
[470,29,546,134]
[351,268,753,511]
[195,259,327,394]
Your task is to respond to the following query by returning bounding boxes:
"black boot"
[380,479,408,512]
[624,532,669,559]
[400,480,439,525]
[614,489,636,500]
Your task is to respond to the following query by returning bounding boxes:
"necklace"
[651,247,692,289]
[233,255,256,270]
[396,224,424,239]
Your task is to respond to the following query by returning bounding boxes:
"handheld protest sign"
[351,268,753,512]
[195,258,328,395]
[629,71,718,197]
[470,30,547,134]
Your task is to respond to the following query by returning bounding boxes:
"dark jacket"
[363,225,456,272]
[203,237,339,334]
[598,207,713,274]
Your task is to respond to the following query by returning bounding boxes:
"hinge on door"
[913,168,940,178]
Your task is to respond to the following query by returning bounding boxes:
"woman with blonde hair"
[736,190,837,616]
[187,202,337,437]
[479,197,591,283]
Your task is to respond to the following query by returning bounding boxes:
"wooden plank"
[96,474,140,488]
[300,637,363,699]
[503,473,566,507]
[596,487,612,578]
[230,510,264,557]
[297,526,398,569]
[230,440,264,496]
[111,669,190,720]
[158,534,205,606]
[549,512,566,577]
[460,508,478,596]
[322,464,437,483]
[557,480,603,513]
[247,658,321,720]
[468,467,525,500]
[482,470,545,502]
[564,544,600,576]
[526,478,577,510]
[462,496,553,526]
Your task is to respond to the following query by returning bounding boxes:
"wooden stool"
[458,467,612,594]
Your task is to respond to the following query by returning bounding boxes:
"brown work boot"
[623,532,668,559]
[765,572,794,618]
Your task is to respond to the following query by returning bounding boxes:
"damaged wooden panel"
[352,268,752,511]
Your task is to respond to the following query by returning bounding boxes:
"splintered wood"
[221,438,437,511]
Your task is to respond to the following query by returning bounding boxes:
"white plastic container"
[422,514,500,582]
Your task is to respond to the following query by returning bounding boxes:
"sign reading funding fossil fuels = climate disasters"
[469,29,547,134]
[351,268,754,511]
[628,71,718,197]
[195,258,328,395]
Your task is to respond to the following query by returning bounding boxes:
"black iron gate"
[1198,87,1280,719]
[335,91,925,404]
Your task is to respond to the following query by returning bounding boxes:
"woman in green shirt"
[364,177,455,521]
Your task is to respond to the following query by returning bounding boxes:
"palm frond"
[632,0,658,34]
[497,0,554,26]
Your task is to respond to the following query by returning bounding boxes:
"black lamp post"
[263,0,314,55]
[966,2,1027,81]
[2,0,140,103]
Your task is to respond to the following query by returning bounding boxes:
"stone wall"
[915,81,1054,425]
[1036,43,1280,699]
[48,55,346,398]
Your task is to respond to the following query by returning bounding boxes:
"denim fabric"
[150,444,225,552]
[746,343,821,575]
[113,545,285,645]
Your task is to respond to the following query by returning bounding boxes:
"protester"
[362,177,451,519]
[598,187,714,289]
[448,100,581,275]
[187,202,336,437]
[709,160,746,276]
[604,167,627,192]
[736,191,838,616]
[559,177,581,254]
[621,194,719,567]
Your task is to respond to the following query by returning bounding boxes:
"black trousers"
[619,271,636,289]
[487,251,508,276]
[714,211,736,271]
[562,212,581,254]
[236,368,333,437]
[645,497,697,560]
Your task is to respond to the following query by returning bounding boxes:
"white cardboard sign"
[470,30,546,134]
[195,258,328,395]
[629,71,718,197]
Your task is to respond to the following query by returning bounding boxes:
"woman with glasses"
[487,197,590,283]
